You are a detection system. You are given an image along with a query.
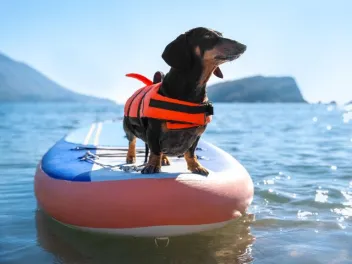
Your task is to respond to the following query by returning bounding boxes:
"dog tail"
[125,73,153,86]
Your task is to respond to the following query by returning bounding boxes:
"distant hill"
[0,52,114,103]
[207,75,307,103]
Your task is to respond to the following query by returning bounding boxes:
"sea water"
[0,102,351,264]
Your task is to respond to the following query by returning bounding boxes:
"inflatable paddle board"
[34,120,254,237]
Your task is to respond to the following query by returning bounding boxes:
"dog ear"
[161,34,192,70]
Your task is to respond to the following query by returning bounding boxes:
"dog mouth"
[213,53,243,79]
[215,53,243,61]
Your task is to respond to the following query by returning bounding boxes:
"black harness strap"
[142,72,164,164]
[138,90,150,164]
[144,143,149,164]
[149,99,214,116]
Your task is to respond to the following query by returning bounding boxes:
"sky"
[0,0,351,104]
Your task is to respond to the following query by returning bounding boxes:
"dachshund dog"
[123,27,246,175]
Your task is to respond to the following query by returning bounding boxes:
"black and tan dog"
[123,27,246,175]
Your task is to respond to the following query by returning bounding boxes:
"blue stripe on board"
[41,139,94,182]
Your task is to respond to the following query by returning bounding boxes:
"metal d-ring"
[154,237,170,248]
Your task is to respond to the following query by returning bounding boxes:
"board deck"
[41,120,245,182]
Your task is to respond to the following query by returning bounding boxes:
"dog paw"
[189,165,209,176]
[126,155,136,164]
[161,155,171,166]
[141,164,161,174]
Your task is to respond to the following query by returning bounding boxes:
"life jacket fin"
[125,73,153,86]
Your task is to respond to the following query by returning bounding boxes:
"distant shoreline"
[0,52,115,104]
[207,75,307,103]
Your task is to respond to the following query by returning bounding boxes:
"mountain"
[207,75,307,103]
[0,52,114,103]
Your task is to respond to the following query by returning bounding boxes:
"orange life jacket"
[124,73,213,130]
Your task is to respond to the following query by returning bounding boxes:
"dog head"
[162,27,246,81]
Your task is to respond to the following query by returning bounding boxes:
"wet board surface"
[41,120,246,182]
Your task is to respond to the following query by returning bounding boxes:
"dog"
[123,27,246,175]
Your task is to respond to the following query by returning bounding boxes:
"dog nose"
[237,43,247,53]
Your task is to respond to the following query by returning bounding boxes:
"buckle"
[204,101,214,116]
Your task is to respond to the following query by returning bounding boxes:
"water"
[0,102,351,264]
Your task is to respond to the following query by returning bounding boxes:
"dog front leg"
[184,137,209,176]
[123,118,137,164]
[141,127,162,174]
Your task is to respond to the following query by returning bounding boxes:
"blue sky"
[1,0,351,104]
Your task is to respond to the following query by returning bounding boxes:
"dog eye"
[204,33,212,39]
